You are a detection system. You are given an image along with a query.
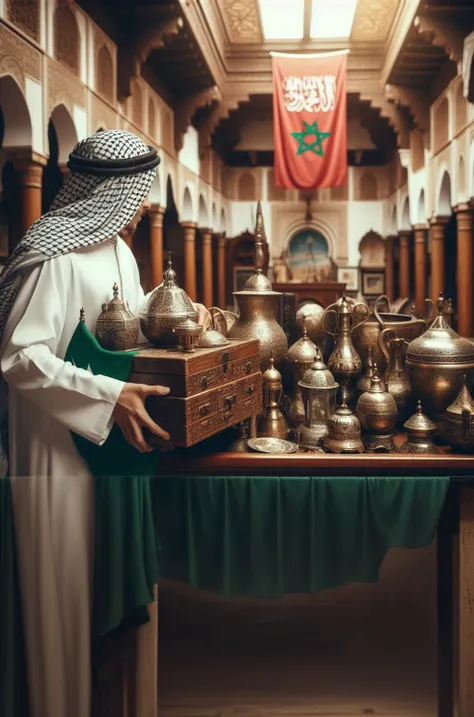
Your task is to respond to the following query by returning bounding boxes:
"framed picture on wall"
[337,266,358,292]
[361,269,385,297]
[233,267,254,292]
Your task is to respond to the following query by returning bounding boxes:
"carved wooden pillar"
[181,222,197,302]
[455,203,473,337]
[149,205,165,288]
[385,236,395,302]
[13,159,45,235]
[429,217,449,303]
[398,230,411,299]
[217,233,226,309]
[200,228,213,307]
[413,224,427,317]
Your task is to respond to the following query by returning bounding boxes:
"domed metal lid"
[407,294,474,364]
[445,376,474,417]
[403,401,436,435]
[174,318,203,338]
[97,283,136,323]
[262,356,282,384]
[198,327,229,348]
[287,322,317,365]
[141,258,198,320]
[328,402,362,437]
[298,348,339,390]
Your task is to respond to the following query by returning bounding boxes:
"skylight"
[310,0,357,39]
[258,0,305,40]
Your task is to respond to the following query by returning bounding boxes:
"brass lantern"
[297,348,339,447]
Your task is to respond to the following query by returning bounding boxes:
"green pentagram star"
[291,121,331,156]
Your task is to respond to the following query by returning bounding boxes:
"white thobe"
[0,237,149,717]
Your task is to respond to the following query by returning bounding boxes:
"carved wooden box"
[129,339,262,447]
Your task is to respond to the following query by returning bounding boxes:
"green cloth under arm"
[152,474,449,597]
[65,321,160,639]
[0,476,30,717]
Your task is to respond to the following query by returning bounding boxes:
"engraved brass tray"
[247,437,297,454]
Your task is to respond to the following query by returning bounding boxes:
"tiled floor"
[158,544,437,717]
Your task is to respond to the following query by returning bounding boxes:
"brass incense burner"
[399,401,437,454]
[140,259,198,346]
[442,377,474,452]
[95,283,140,351]
[257,357,289,439]
[323,403,365,454]
[322,293,369,405]
[286,321,317,426]
[356,365,397,451]
[406,294,474,416]
[228,202,288,370]
[174,318,203,353]
[298,348,338,447]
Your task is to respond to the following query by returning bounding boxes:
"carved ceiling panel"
[219,0,263,44]
[350,0,400,43]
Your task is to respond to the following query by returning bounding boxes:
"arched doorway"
[42,120,63,214]
[163,176,184,284]
[285,229,333,282]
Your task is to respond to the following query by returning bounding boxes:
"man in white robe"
[0,130,208,717]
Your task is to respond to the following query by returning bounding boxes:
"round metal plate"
[247,437,297,454]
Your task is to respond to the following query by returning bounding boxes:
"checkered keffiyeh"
[0,130,159,476]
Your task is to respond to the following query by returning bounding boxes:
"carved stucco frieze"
[175,86,221,152]
[47,59,86,117]
[0,23,41,83]
[360,91,410,149]
[385,84,430,146]
[198,95,250,157]
[351,0,399,42]
[6,0,39,43]
[0,55,24,91]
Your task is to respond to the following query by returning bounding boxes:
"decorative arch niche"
[0,75,32,149]
[97,45,114,104]
[359,231,385,268]
[458,155,466,198]
[182,187,194,223]
[285,229,334,282]
[54,6,80,76]
[437,170,452,216]
[50,104,78,165]
[198,194,209,228]
[417,189,426,224]
[400,197,411,231]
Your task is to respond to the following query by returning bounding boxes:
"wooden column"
[385,236,395,302]
[398,230,411,299]
[413,224,427,317]
[149,205,165,288]
[200,228,213,307]
[13,159,45,235]
[454,204,473,337]
[217,233,226,309]
[181,222,197,302]
[429,217,449,303]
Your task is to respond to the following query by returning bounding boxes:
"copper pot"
[352,295,426,376]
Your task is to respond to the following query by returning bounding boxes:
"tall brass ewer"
[228,201,288,370]
[322,293,369,406]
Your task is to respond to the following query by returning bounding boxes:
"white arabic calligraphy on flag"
[282,74,337,113]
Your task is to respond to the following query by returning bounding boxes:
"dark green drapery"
[152,474,449,597]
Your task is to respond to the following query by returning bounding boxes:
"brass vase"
[228,202,288,370]
[286,322,318,426]
[356,365,397,451]
[323,403,365,454]
[379,330,413,422]
[257,357,289,439]
[322,292,369,406]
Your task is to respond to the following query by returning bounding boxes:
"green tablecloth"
[152,474,450,596]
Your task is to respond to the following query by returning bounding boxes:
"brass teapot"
[442,377,474,453]
[406,294,474,416]
[322,293,369,405]
[95,283,140,351]
[379,329,413,422]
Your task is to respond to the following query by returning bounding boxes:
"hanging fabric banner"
[272,50,348,190]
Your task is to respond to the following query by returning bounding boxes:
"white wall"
[347,201,384,266]
[178,126,200,176]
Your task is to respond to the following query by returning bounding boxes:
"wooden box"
[129,339,262,447]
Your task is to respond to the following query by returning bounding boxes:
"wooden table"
[99,445,474,717]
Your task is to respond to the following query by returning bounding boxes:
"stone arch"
[359,230,385,267]
[388,204,397,235]
[283,217,336,260]
[166,175,177,211]
[212,201,217,230]
[359,171,378,200]
[50,104,78,165]
[198,194,209,227]
[220,207,227,234]
[148,98,156,138]
[436,169,452,216]
[458,155,467,198]
[400,196,410,231]
[149,172,162,206]
[0,75,32,149]
[416,189,426,224]
[97,45,114,104]
[182,186,194,223]
[238,172,257,201]
[54,6,80,75]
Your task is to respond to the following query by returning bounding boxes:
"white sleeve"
[0,256,125,446]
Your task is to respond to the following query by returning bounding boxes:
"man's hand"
[193,302,212,330]
[113,383,171,453]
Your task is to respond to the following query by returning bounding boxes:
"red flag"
[272,50,348,190]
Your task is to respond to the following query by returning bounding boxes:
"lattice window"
[54,7,80,75]
[7,0,39,42]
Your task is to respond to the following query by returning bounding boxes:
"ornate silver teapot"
[95,283,139,351]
